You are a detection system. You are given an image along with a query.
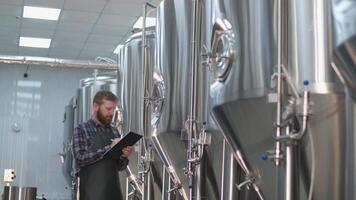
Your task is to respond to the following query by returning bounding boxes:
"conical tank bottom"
[211,96,277,200]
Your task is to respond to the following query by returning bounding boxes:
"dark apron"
[79,128,123,200]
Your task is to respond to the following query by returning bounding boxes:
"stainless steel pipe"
[0,55,117,69]
[141,3,157,200]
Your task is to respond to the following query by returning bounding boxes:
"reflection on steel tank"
[117,27,164,200]
[149,0,241,199]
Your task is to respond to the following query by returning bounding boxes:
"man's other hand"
[121,146,133,158]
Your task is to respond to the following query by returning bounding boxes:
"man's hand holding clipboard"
[105,132,143,160]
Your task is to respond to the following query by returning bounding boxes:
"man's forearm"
[74,145,111,167]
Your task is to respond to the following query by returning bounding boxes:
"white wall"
[0,64,93,199]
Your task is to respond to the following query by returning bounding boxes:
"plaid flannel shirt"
[72,119,128,173]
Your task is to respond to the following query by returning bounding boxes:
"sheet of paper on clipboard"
[104,131,143,160]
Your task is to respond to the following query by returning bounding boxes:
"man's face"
[94,99,116,126]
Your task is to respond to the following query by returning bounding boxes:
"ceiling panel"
[0,15,21,28]
[0,4,22,16]
[56,21,94,33]
[21,18,57,30]
[49,49,80,59]
[0,0,23,5]
[0,26,20,37]
[24,0,65,8]
[97,14,137,26]
[87,34,121,45]
[0,50,18,55]
[0,36,18,46]
[103,2,142,16]
[0,0,163,60]
[82,42,115,52]
[64,0,106,12]
[78,51,112,60]
[19,47,49,57]
[20,28,55,38]
[0,44,18,52]
[91,25,129,36]
[50,40,84,50]
[100,0,146,4]
[53,31,89,43]
[60,10,100,24]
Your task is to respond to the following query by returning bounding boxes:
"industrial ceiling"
[0,0,161,61]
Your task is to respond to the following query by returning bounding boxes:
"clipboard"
[104,131,143,160]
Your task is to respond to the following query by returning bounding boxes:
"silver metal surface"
[344,93,356,200]
[153,0,228,199]
[76,70,118,123]
[118,28,164,200]
[2,186,37,200]
[332,0,356,46]
[300,93,346,200]
[220,141,247,200]
[211,97,275,200]
[62,97,77,196]
[275,0,288,198]
[141,4,157,200]
[332,35,356,101]
[288,0,339,93]
[154,0,193,198]
[209,0,276,199]
[288,1,346,199]
[0,55,117,69]
[186,0,202,198]
[209,0,347,200]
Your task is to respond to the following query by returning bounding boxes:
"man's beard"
[97,108,112,126]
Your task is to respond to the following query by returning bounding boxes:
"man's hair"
[93,90,118,105]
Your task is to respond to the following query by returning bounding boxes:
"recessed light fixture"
[19,37,51,48]
[23,6,61,21]
[133,17,156,29]
[113,44,124,54]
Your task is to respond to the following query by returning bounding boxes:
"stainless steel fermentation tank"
[207,0,347,200]
[332,1,356,199]
[332,0,356,101]
[118,27,164,200]
[61,71,121,199]
[149,0,242,199]
[76,71,118,123]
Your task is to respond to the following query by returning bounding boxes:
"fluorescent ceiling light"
[133,17,156,29]
[23,6,61,21]
[113,44,124,54]
[19,37,51,48]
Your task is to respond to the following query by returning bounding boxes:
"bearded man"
[72,90,132,200]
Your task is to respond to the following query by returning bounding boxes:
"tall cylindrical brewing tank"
[76,71,118,123]
[118,29,163,199]
[208,0,347,199]
[208,0,276,199]
[152,0,231,199]
[289,1,345,199]
[332,1,356,199]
